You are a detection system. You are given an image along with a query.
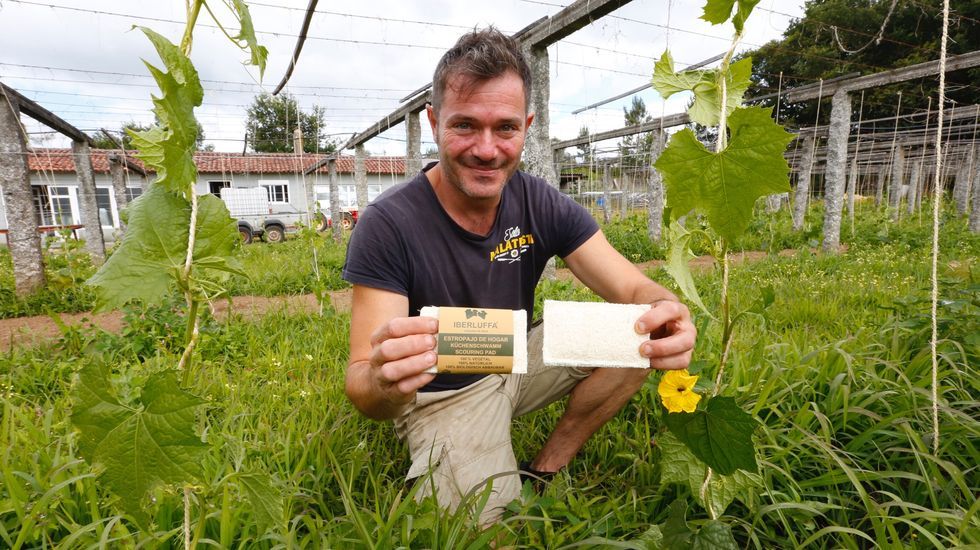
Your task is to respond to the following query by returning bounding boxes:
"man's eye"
[454,122,472,130]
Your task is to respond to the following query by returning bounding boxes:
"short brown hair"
[431,27,532,113]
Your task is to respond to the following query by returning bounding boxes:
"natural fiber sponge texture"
[420,307,527,374]
[543,300,650,368]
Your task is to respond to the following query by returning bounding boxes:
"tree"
[245,93,337,154]
[576,125,596,166]
[619,97,656,183]
[744,0,980,125]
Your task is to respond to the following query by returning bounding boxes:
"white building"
[5,149,412,241]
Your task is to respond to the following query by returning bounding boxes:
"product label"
[436,307,514,373]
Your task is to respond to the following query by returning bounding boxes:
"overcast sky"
[0,0,805,156]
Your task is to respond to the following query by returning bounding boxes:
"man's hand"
[366,316,439,405]
[634,300,696,371]
[347,286,439,420]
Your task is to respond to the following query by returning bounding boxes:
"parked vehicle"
[314,191,359,230]
[220,187,321,244]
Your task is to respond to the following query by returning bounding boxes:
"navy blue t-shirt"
[343,163,599,391]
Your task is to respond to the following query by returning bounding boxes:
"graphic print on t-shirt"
[489,226,536,263]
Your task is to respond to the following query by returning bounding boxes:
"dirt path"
[0,249,807,350]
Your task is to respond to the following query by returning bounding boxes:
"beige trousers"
[393,325,592,524]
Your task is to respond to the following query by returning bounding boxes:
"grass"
[0,206,978,547]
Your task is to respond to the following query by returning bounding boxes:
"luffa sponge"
[543,300,651,368]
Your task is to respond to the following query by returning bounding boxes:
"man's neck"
[426,163,501,236]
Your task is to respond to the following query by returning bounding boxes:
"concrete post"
[953,146,976,216]
[405,110,422,178]
[521,45,559,188]
[304,172,317,226]
[71,140,105,263]
[875,160,887,207]
[354,144,368,211]
[822,89,851,252]
[647,132,666,243]
[792,135,816,231]
[969,161,980,233]
[907,160,922,215]
[109,157,129,231]
[328,159,342,243]
[888,142,906,219]
[0,97,46,295]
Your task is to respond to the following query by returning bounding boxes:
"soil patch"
[0,248,821,350]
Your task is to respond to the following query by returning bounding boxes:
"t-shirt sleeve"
[539,183,600,258]
[342,205,410,295]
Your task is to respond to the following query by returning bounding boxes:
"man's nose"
[471,129,497,160]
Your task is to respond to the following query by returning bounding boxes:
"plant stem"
[181,1,205,56]
[183,486,192,550]
[714,241,732,394]
[715,33,742,152]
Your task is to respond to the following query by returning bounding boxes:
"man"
[343,27,695,523]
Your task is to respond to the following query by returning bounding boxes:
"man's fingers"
[370,316,438,347]
[640,321,696,358]
[376,351,438,385]
[648,350,694,371]
[396,372,437,395]
[372,333,437,370]
[634,301,691,335]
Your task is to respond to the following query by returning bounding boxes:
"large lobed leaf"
[128,27,203,199]
[654,106,794,242]
[652,51,752,127]
[664,396,759,475]
[701,0,762,33]
[659,500,739,550]
[659,431,761,518]
[71,364,207,524]
[87,186,240,311]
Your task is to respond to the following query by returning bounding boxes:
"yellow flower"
[658,370,702,413]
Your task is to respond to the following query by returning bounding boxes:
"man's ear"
[426,104,439,144]
[525,111,535,134]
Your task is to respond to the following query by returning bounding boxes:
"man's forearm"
[630,280,679,306]
[345,361,407,421]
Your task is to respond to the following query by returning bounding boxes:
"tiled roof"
[26,148,407,176]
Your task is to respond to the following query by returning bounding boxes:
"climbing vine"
[648,0,794,545]
[70,1,276,543]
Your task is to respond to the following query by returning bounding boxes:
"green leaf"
[654,106,794,242]
[664,220,714,320]
[71,363,206,524]
[652,51,752,127]
[701,0,762,33]
[237,472,281,534]
[652,51,712,99]
[130,27,203,199]
[87,186,240,311]
[692,521,738,550]
[661,500,694,547]
[663,396,759,475]
[687,57,753,128]
[656,499,739,550]
[659,431,762,518]
[230,0,269,78]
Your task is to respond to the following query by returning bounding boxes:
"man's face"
[427,70,534,202]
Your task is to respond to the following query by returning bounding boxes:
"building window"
[209,180,231,197]
[126,187,143,201]
[260,180,290,203]
[95,188,114,227]
[32,186,74,226]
